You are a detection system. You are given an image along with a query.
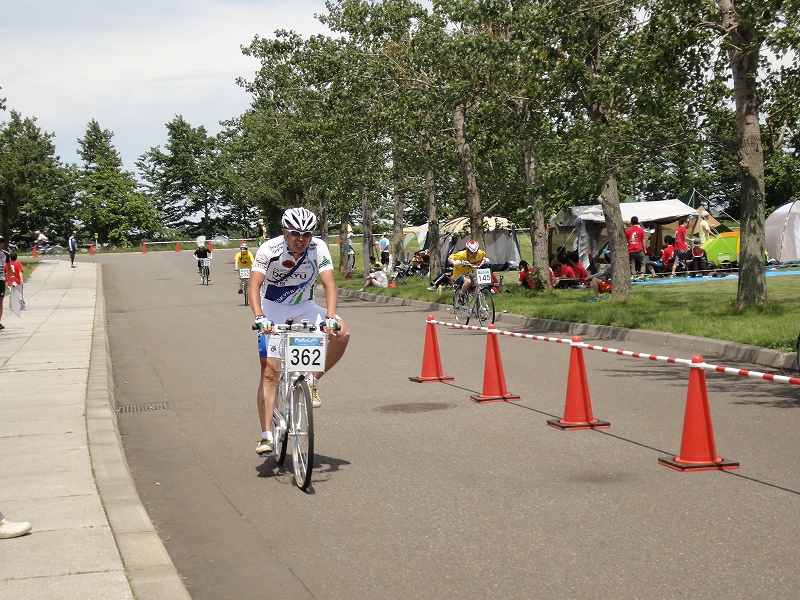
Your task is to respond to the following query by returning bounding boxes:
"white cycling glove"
[254,315,274,332]
[323,317,340,331]
[453,260,462,266]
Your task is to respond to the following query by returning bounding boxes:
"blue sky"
[1,0,330,171]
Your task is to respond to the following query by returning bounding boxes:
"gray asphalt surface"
[102,249,800,600]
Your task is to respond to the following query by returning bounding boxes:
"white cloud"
[1,0,330,170]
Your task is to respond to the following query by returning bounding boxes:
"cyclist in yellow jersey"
[234,243,254,294]
[448,238,489,297]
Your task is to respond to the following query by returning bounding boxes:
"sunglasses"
[288,230,313,239]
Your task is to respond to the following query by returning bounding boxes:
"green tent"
[702,232,739,264]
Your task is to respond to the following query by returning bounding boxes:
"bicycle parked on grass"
[257,319,332,490]
[452,265,495,326]
[200,258,211,285]
[239,268,250,306]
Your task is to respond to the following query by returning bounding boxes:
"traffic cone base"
[470,392,520,404]
[410,375,455,383]
[547,418,610,431]
[658,456,739,472]
[409,316,454,384]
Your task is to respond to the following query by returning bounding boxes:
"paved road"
[101,250,800,600]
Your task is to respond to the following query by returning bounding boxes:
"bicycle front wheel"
[290,378,314,490]
[454,289,473,324]
[243,278,249,306]
[475,288,495,326]
[272,375,288,465]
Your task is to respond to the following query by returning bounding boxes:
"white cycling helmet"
[465,239,479,253]
[281,207,317,232]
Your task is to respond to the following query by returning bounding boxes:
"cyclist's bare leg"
[312,319,350,381]
[460,276,473,294]
[257,357,281,432]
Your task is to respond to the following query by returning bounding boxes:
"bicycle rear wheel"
[475,288,495,326]
[290,378,314,490]
[272,375,288,464]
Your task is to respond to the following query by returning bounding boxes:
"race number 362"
[287,334,326,372]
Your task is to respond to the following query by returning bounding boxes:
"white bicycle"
[257,319,329,490]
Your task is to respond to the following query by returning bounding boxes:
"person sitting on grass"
[586,249,613,302]
[552,258,580,288]
[689,239,709,276]
[646,235,676,277]
[358,256,388,291]
[518,260,536,290]
[568,252,588,286]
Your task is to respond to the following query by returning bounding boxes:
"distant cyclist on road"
[234,243,254,294]
[448,239,489,300]
[193,242,212,282]
[249,207,350,454]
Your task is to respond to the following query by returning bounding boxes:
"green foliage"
[0,110,76,245]
[76,120,161,245]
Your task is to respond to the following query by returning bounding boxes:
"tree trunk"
[338,212,349,272]
[361,185,372,278]
[453,100,484,247]
[317,195,329,242]
[392,166,405,268]
[597,168,632,299]
[719,0,768,306]
[421,129,442,281]
[524,141,551,289]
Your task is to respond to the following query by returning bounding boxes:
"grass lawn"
[331,240,800,353]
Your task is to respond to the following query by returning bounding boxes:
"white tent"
[555,199,698,226]
[554,199,699,267]
[766,201,800,262]
[402,225,428,250]
[432,216,522,270]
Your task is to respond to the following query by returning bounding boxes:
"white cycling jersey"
[252,235,334,305]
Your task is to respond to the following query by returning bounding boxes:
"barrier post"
[548,337,609,430]
[409,317,455,383]
[659,356,738,471]
[470,325,520,403]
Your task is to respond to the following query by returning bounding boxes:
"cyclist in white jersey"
[249,207,350,454]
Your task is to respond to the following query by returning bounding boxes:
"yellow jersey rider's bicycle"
[255,318,338,490]
[452,264,496,326]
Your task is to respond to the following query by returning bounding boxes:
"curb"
[88,266,191,599]
[340,288,797,372]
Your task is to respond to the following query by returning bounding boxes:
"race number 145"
[287,333,327,372]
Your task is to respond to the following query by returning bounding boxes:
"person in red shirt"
[646,235,676,276]
[4,251,25,310]
[674,218,689,251]
[518,260,536,289]
[552,258,580,288]
[568,252,588,285]
[625,215,646,277]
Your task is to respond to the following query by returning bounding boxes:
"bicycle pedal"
[257,451,274,458]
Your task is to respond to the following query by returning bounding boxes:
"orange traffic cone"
[548,337,609,430]
[659,356,738,471]
[89,244,95,255]
[409,316,455,383]
[470,325,520,403]
[33,245,38,257]
[175,242,181,252]
[142,243,147,253]
[209,241,213,251]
